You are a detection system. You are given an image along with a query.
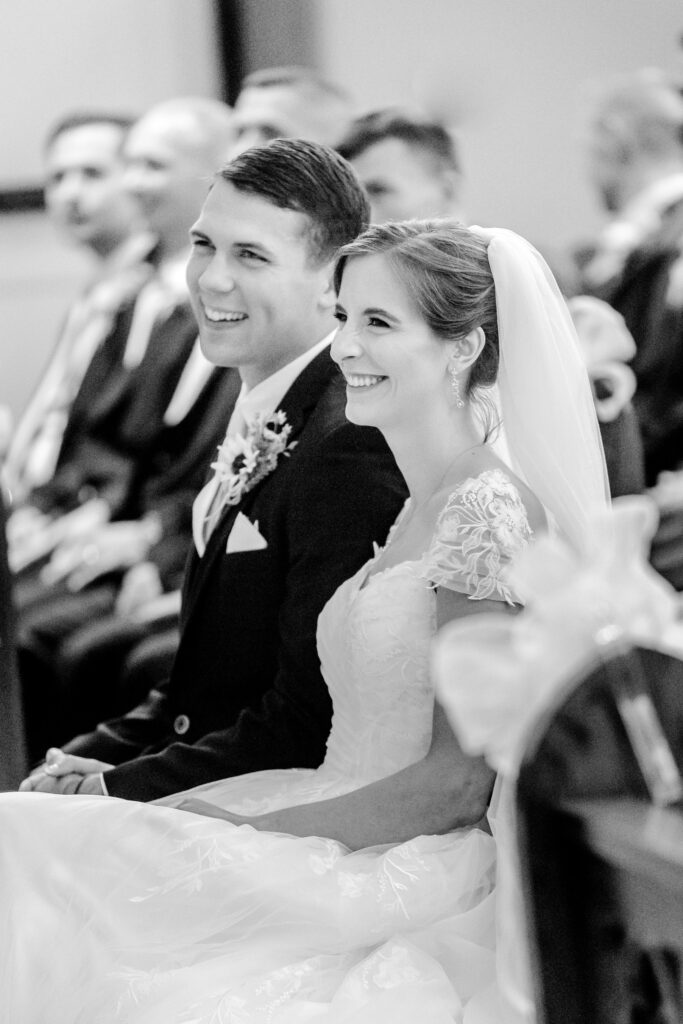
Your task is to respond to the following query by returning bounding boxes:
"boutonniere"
[211,410,297,509]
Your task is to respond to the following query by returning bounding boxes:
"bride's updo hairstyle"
[333,219,499,416]
[337,220,610,551]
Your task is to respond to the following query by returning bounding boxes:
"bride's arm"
[179,701,493,850]
[179,591,511,851]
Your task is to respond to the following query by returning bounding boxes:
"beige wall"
[315,0,683,250]
[1,0,220,420]
[2,0,220,188]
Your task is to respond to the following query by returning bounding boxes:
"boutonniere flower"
[211,410,297,509]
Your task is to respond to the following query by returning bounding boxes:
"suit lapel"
[181,348,339,623]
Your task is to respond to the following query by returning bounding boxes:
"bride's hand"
[175,797,254,825]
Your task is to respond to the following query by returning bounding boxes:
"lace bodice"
[317,469,533,786]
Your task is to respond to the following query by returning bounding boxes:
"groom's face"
[187,178,332,388]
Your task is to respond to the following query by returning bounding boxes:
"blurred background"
[2,0,682,419]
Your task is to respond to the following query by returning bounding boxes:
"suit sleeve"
[97,424,406,801]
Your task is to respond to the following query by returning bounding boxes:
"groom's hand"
[18,749,111,795]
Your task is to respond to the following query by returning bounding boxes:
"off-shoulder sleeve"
[420,469,533,604]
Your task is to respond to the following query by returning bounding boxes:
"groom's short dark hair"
[218,138,369,266]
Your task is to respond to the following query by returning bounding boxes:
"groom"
[22,139,406,801]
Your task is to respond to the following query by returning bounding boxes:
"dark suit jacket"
[599,198,683,484]
[133,365,242,590]
[66,350,407,800]
[30,300,199,518]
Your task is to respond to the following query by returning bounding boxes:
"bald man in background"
[231,65,354,155]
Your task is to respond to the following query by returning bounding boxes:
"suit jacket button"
[173,714,190,735]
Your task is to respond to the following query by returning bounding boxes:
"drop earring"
[449,363,464,408]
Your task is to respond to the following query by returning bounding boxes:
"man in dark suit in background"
[10,97,236,578]
[579,69,683,485]
[22,139,406,800]
[4,111,150,515]
[577,70,683,591]
[13,97,238,758]
[17,359,242,750]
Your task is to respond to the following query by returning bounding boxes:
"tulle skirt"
[0,786,497,1023]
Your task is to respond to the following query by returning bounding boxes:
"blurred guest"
[649,468,683,590]
[567,295,645,497]
[15,97,239,759]
[17,358,241,749]
[3,112,151,507]
[581,70,683,287]
[10,97,235,575]
[337,108,464,223]
[231,65,354,155]
[579,69,683,484]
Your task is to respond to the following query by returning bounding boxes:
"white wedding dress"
[0,469,531,1024]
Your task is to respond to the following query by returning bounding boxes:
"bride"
[0,221,608,1023]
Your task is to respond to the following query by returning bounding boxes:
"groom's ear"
[317,261,338,312]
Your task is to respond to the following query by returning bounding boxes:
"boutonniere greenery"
[211,410,297,509]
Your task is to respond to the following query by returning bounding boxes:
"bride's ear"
[449,326,485,371]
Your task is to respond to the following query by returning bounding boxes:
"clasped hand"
[42,520,158,591]
[19,749,112,795]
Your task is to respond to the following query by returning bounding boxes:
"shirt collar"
[233,331,335,429]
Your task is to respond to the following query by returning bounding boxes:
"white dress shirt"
[122,251,190,369]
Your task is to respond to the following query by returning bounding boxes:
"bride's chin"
[344,403,375,427]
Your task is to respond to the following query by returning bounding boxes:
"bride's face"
[331,253,450,430]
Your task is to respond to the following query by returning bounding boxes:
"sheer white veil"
[469,226,610,548]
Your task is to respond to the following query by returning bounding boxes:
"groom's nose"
[200,255,236,295]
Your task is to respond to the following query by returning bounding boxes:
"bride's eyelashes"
[333,308,392,331]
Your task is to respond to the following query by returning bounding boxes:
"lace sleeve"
[420,469,533,604]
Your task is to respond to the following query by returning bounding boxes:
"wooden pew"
[516,644,683,1023]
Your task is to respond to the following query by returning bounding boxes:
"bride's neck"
[385,409,484,506]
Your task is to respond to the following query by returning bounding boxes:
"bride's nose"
[330,324,363,365]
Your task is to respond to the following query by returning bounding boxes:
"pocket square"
[226,512,268,553]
